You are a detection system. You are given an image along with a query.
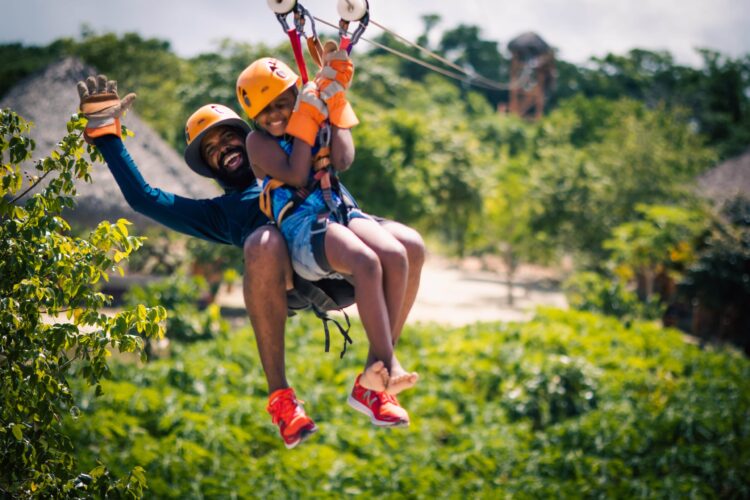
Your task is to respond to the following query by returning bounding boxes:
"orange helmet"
[184,104,251,177]
[236,57,300,120]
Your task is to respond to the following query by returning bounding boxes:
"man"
[76,75,425,449]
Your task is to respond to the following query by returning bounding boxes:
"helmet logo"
[267,59,287,79]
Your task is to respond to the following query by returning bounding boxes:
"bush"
[63,310,750,497]
[124,273,229,345]
[501,354,599,430]
[0,109,164,497]
[563,271,662,324]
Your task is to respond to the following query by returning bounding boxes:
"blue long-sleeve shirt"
[95,135,267,247]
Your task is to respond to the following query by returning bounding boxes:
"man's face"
[200,126,254,187]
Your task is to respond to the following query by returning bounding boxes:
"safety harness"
[287,275,354,358]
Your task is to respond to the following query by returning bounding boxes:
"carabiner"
[317,123,331,148]
[337,0,369,53]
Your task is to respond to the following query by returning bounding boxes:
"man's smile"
[220,148,244,171]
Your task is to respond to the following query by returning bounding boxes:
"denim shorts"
[279,191,370,281]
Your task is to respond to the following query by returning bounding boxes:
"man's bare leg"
[243,225,293,394]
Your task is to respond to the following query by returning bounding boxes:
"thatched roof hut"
[697,147,750,206]
[508,32,551,60]
[0,57,221,229]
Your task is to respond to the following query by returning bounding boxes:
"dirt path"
[400,255,567,325]
[216,254,567,326]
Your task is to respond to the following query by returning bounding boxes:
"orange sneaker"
[347,374,410,427]
[266,388,318,449]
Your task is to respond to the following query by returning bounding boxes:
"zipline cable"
[368,19,508,90]
[313,15,522,92]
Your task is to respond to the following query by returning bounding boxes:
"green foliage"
[529,97,715,263]
[124,274,229,345]
[679,196,750,352]
[0,41,67,98]
[123,229,189,277]
[64,310,750,497]
[551,48,750,159]
[66,30,189,148]
[185,237,243,290]
[466,115,554,300]
[501,354,599,430]
[345,68,490,254]
[0,109,165,497]
[605,204,707,273]
[563,271,662,324]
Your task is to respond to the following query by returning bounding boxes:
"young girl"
[236,55,418,427]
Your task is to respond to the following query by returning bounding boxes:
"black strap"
[310,213,333,273]
[290,274,355,357]
[320,310,352,358]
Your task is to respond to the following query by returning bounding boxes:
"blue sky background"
[2,0,748,66]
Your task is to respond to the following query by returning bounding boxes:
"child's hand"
[314,42,359,129]
[315,41,355,90]
[286,82,328,146]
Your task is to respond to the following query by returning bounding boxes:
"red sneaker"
[266,388,318,449]
[347,374,410,427]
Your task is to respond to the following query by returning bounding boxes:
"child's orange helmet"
[183,104,251,178]
[236,57,300,120]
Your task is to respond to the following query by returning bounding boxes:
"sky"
[1,0,749,67]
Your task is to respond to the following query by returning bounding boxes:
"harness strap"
[320,309,352,358]
[291,274,355,357]
[310,213,332,273]
[260,178,287,220]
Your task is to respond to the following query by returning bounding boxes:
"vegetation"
[2,16,749,497]
[124,274,229,345]
[0,110,165,497]
[63,311,750,497]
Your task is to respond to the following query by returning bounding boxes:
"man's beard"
[214,147,254,188]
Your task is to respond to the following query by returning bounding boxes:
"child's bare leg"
[324,222,394,389]
[347,218,408,334]
[347,218,419,394]
[379,221,425,344]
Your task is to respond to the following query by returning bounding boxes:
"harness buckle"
[317,123,331,148]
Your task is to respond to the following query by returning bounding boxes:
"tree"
[469,114,549,305]
[66,30,189,148]
[603,204,708,302]
[679,196,750,353]
[529,97,715,265]
[438,24,508,107]
[0,110,165,497]
[549,48,750,159]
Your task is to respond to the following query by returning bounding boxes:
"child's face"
[255,87,297,137]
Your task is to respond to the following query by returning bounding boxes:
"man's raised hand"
[76,75,136,142]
